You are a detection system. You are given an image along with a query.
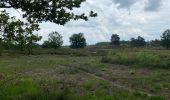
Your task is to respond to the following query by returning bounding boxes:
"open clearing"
[0,48,170,100]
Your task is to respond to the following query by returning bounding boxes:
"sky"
[2,0,170,45]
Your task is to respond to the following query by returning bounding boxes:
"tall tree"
[42,32,63,49]
[161,29,170,49]
[111,34,120,47]
[70,33,86,48]
[0,0,97,25]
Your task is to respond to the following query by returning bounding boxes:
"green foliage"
[42,32,63,49]
[0,78,39,100]
[131,36,146,47]
[161,29,170,49]
[0,0,97,25]
[0,10,10,54]
[25,34,42,54]
[1,41,18,50]
[0,10,10,26]
[70,33,86,48]
[111,34,120,47]
[14,22,41,54]
[102,50,170,68]
[0,10,42,54]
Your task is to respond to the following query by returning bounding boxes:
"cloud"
[37,0,170,45]
[112,0,137,9]
[2,0,170,45]
[145,0,163,11]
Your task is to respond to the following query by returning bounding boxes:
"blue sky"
[2,0,170,45]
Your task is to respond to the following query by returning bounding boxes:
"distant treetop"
[130,36,146,47]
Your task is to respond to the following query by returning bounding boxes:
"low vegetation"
[0,48,170,100]
[102,49,170,69]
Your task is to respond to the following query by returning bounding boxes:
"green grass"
[0,48,169,100]
[102,49,170,68]
[0,78,39,100]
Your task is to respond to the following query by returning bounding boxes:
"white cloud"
[2,0,170,45]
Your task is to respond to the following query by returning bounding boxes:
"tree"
[70,33,86,48]
[111,34,120,47]
[42,32,63,49]
[0,0,97,25]
[13,21,41,53]
[0,10,42,54]
[18,22,42,54]
[130,36,146,47]
[26,34,42,54]
[161,29,170,49]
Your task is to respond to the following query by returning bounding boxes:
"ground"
[0,48,169,100]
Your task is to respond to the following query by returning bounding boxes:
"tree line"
[1,0,170,55]
[40,29,170,50]
[1,11,170,55]
[110,29,170,49]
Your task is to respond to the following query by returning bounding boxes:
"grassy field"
[0,47,170,100]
